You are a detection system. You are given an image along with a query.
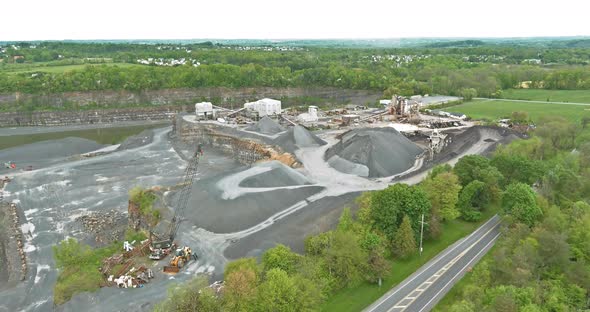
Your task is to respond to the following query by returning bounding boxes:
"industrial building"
[244,98,281,117]
[298,105,319,122]
[195,102,215,120]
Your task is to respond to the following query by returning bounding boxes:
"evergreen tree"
[392,215,417,258]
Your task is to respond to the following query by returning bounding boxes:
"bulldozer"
[162,246,197,274]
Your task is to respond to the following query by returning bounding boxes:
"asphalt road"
[364,215,502,312]
[474,97,590,106]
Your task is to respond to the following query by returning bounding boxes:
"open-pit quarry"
[0,112,521,311]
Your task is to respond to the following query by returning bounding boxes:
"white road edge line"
[417,231,502,312]
[365,215,499,311]
[389,221,501,312]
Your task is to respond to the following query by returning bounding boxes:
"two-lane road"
[364,215,502,312]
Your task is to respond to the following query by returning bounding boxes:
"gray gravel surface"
[245,116,286,135]
[326,127,423,178]
[0,137,105,174]
[274,125,327,153]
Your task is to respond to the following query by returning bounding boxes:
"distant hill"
[1,37,590,49]
[424,40,486,48]
[556,39,590,48]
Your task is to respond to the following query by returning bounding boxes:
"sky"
[2,0,589,41]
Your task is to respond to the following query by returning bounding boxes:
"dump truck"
[162,246,197,274]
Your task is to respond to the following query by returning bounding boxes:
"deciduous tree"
[370,184,431,242]
[502,183,542,226]
[457,180,487,221]
[422,172,462,221]
[261,244,300,274]
[325,231,367,289]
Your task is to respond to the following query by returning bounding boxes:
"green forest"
[1,41,589,100]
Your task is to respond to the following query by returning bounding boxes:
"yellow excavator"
[163,246,197,274]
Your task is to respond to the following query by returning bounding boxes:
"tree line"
[1,43,590,100]
[438,118,590,311]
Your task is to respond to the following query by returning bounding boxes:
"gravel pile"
[245,116,286,135]
[274,125,327,153]
[240,161,311,188]
[325,127,423,178]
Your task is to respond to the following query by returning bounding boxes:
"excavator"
[163,246,198,274]
[149,144,203,272]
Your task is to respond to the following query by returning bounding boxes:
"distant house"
[379,99,392,107]
[298,106,319,122]
[12,55,24,63]
[447,112,467,120]
[244,98,281,117]
[345,104,367,111]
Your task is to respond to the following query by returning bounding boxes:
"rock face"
[0,87,381,127]
[0,106,186,127]
[178,120,300,168]
[325,127,424,178]
[128,201,153,233]
[0,87,381,110]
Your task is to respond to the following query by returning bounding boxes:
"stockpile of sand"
[240,161,311,188]
[245,116,286,135]
[325,127,423,178]
[274,125,327,153]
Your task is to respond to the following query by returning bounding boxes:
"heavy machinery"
[163,246,198,274]
[149,144,203,263]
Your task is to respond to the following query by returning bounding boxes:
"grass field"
[450,99,590,122]
[320,208,498,312]
[1,62,140,74]
[500,89,590,103]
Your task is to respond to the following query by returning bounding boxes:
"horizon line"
[1,35,589,43]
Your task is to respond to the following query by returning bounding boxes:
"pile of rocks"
[77,210,126,245]
[5,203,26,281]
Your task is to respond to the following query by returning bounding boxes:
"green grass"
[53,239,120,305]
[500,89,590,103]
[449,99,590,123]
[1,62,140,74]
[0,123,166,150]
[320,208,498,312]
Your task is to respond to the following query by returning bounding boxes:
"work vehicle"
[148,144,203,261]
[149,240,175,260]
[162,246,198,274]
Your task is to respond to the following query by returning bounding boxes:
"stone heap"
[77,210,126,245]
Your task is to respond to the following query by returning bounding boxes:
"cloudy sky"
[3,0,589,41]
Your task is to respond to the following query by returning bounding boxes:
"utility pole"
[419,213,427,256]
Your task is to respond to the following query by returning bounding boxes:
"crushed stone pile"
[274,125,327,153]
[325,127,423,178]
[240,161,311,188]
[245,116,286,135]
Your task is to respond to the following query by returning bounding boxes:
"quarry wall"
[176,117,299,167]
[0,87,381,110]
[0,105,189,127]
[0,87,380,127]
